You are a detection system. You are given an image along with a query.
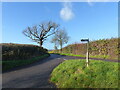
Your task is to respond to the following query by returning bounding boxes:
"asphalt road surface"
[2,54,119,88]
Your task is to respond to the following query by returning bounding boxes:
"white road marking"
[57,58,67,60]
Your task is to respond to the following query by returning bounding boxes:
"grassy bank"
[50,59,118,88]
[2,54,50,71]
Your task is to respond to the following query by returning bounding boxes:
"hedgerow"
[52,38,119,60]
[1,43,48,61]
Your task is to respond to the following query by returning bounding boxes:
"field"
[50,59,119,88]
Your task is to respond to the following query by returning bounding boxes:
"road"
[2,54,119,88]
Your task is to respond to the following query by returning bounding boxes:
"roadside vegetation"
[50,38,118,60]
[50,59,118,88]
[1,43,50,71]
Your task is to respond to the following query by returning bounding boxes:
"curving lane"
[2,54,119,88]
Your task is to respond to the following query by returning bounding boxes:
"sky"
[2,2,118,50]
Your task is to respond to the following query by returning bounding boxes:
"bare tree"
[23,21,59,47]
[51,29,69,52]
[51,35,58,50]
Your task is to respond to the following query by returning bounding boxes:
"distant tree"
[51,29,69,52]
[51,35,58,51]
[51,36,58,50]
[23,21,59,47]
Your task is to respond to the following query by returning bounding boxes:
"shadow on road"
[3,54,66,73]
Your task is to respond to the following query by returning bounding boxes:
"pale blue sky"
[2,2,118,50]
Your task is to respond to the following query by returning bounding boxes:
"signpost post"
[81,39,89,67]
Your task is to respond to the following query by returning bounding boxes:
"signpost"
[81,38,89,67]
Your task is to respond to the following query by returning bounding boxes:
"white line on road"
[63,59,67,60]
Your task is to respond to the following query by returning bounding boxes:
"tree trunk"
[40,41,43,47]
[60,44,62,53]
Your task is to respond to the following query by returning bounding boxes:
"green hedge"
[1,43,48,61]
[52,38,119,60]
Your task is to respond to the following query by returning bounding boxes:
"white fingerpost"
[81,38,89,67]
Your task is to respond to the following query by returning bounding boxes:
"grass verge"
[2,54,50,71]
[50,59,118,88]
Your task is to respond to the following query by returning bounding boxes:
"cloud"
[60,2,74,21]
[87,0,94,6]
[87,0,101,6]
[87,0,113,6]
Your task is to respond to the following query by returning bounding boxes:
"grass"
[2,54,50,71]
[50,59,119,88]
[50,52,113,60]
